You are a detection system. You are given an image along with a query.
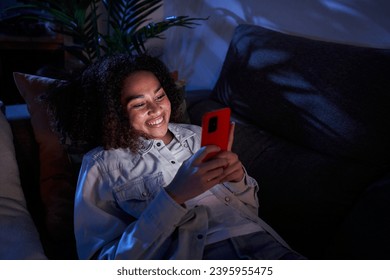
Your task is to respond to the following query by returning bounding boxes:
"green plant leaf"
[2,0,207,65]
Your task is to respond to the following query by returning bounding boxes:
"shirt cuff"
[224,174,248,194]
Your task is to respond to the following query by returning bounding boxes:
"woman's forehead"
[122,71,161,96]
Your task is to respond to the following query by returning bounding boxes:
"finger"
[227,122,235,151]
[219,161,244,182]
[194,145,221,164]
[202,156,229,172]
[219,170,242,183]
[204,167,225,184]
[213,151,238,169]
[214,150,237,161]
[221,160,239,175]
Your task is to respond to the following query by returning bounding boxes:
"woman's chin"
[146,127,169,140]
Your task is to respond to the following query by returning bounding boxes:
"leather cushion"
[211,24,390,165]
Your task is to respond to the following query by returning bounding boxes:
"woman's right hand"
[165,145,229,205]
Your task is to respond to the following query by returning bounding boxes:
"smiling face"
[121,70,172,144]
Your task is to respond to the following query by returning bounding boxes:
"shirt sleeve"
[223,167,260,210]
[74,157,188,260]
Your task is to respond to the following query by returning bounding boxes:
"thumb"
[227,122,235,151]
[195,145,221,163]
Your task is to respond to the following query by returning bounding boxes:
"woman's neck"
[162,130,174,145]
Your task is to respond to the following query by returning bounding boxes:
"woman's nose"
[147,101,160,114]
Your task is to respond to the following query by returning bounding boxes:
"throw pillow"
[13,72,78,259]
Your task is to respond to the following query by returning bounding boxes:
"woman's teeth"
[147,116,163,126]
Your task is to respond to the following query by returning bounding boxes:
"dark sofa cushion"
[324,171,390,259]
[211,24,390,165]
[232,123,386,259]
[188,100,387,259]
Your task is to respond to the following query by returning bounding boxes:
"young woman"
[51,54,305,260]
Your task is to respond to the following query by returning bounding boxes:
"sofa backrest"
[211,24,390,165]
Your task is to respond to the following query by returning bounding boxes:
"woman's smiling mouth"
[147,116,164,127]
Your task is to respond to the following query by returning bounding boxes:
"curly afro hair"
[45,54,183,153]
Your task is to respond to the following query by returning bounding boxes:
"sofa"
[187,24,390,260]
[1,76,78,260]
[1,23,389,260]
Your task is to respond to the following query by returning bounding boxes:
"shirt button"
[171,160,176,164]
[197,234,204,240]
[225,196,231,202]
[156,142,161,147]
[142,192,148,197]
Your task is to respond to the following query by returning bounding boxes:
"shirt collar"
[137,123,197,155]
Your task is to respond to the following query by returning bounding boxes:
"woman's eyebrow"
[123,94,144,104]
[154,85,162,93]
[123,85,162,104]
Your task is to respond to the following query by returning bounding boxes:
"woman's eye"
[132,103,145,108]
[156,93,166,101]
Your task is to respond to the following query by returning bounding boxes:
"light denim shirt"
[74,123,289,259]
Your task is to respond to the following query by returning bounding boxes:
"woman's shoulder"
[81,146,136,171]
[83,146,109,162]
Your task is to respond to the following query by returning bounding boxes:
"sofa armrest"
[4,104,44,234]
[0,108,46,259]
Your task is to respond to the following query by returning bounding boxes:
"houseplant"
[4,0,206,66]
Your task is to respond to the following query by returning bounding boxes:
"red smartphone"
[201,107,231,160]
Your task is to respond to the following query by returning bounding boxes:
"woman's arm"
[74,160,188,260]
